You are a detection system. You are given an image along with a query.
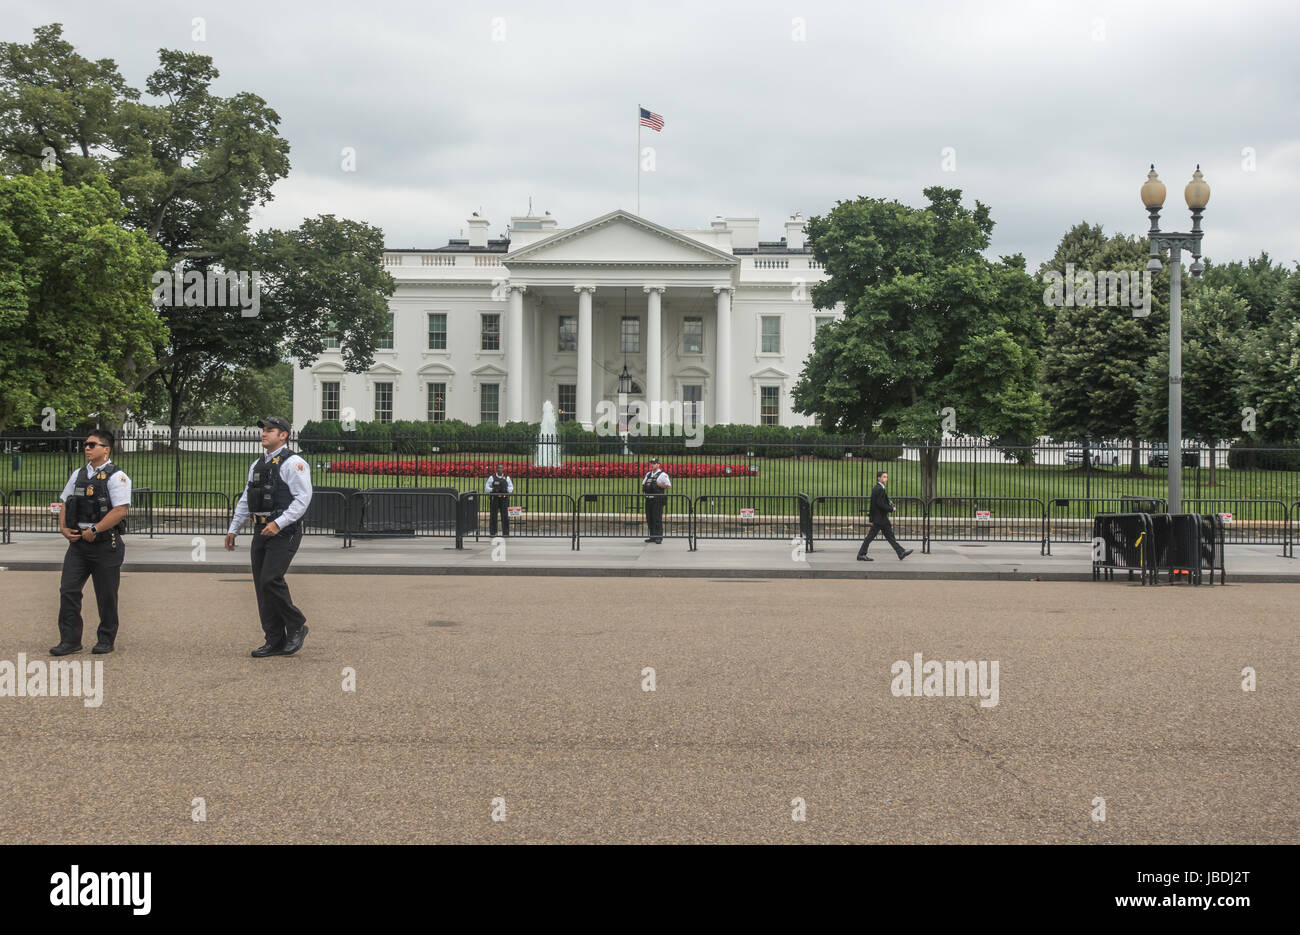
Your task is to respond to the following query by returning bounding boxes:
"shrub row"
[324,459,758,478]
[298,419,904,460]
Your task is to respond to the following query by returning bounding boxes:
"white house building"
[292,209,843,430]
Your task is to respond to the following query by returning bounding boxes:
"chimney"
[467,213,491,248]
[539,211,558,231]
[784,214,805,250]
[710,215,727,232]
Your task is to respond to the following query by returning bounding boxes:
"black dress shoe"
[282,624,309,656]
[857,555,874,562]
[251,640,287,658]
[644,537,655,542]
[899,549,914,560]
[92,642,114,654]
[49,642,83,656]
[652,538,663,544]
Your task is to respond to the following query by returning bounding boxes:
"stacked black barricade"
[1093,511,1225,585]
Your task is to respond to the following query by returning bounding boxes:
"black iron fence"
[5,430,1300,554]
[5,432,1300,510]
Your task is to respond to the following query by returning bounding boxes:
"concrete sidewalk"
[0,532,1294,580]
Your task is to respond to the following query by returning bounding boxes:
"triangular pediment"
[505,210,738,267]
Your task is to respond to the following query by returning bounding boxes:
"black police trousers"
[249,521,307,644]
[858,519,906,558]
[489,495,510,536]
[645,494,665,539]
[58,531,125,646]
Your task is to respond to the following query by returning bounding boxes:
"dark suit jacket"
[869,483,895,525]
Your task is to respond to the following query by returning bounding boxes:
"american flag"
[639,108,664,132]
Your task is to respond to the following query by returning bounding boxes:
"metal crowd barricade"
[690,494,803,550]
[804,495,925,553]
[1291,500,1300,558]
[1199,513,1227,584]
[135,490,232,537]
[1092,513,1155,584]
[300,489,357,548]
[1148,513,1204,584]
[1182,499,1289,555]
[461,492,578,550]
[353,488,461,541]
[576,492,694,550]
[2,488,68,542]
[1046,497,1167,555]
[924,497,1047,554]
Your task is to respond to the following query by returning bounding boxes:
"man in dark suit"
[857,470,913,561]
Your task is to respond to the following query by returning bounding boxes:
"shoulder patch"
[295,462,306,473]
[117,474,128,483]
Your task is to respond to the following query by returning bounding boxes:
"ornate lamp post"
[617,362,634,455]
[1141,165,1210,513]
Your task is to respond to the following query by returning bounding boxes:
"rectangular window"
[481,313,500,351]
[557,384,576,423]
[760,386,779,425]
[621,316,640,354]
[378,312,395,350]
[815,316,834,335]
[480,383,500,424]
[322,381,340,421]
[683,385,702,425]
[374,382,393,423]
[683,316,704,354]
[760,316,781,354]
[323,320,340,350]
[427,382,446,422]
[558,315,576,352]
[427,313,447,350]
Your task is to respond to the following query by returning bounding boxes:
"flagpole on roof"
[636,104,641,216]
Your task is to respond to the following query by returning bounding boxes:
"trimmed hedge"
[297,419,904,460]
[1227,439,1300,472]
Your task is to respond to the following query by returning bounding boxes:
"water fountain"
[535,400,562,467]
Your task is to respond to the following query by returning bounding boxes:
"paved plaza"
[0,570,1294,844]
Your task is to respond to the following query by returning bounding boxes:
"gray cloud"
[10,0,1299,266]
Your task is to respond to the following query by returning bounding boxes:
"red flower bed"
[325,459,755,478]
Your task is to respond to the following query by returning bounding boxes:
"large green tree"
[0,24,393,437]
[793,187,1048,500]
[1239,271,1300,443]
[1038,224,1169,472]
[1200,251,1291,328]
[0,170,167,432]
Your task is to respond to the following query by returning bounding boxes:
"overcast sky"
[9,0,1299,268]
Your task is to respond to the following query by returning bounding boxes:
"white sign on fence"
[508,506,523,517]
[739,508,756,520]
[975,510,992,520]
[1219,512,1233,524]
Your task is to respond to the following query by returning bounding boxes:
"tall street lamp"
[1141,164,1210,514]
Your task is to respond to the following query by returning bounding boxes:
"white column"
[643,285,665,425]
[575,284,595,429]
[506,284,526,421]
[713,285,733,424]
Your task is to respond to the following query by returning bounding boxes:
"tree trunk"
[920,442,941,504]
[1129,437,1142,475]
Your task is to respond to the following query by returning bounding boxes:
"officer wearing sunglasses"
[51,429,132,656]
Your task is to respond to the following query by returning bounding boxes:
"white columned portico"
[643,284,665,424]
[506,283,526,421]
[574,284,595,429]
[713,285,733,424]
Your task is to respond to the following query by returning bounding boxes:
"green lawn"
[5,449,1297,517]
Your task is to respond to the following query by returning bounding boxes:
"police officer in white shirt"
[485,462,515,536]
[52,429,132,656]
[224,417,314,657]
[641,457,671,543]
